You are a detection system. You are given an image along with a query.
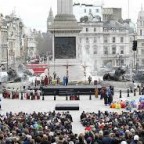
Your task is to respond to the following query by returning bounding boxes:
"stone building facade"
[0,13,25,68]
[103,8,122,22]
[0,12,38,68]
[137,6,144,68]
[78,20,135,71]
[73,2,103,22]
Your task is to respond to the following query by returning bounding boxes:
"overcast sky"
[0,0,143,32]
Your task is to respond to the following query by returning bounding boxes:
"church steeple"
[141,3,143,11]
[137,4,144,36]
[47,7,54,32]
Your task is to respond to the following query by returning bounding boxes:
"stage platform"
[40,84,106,96]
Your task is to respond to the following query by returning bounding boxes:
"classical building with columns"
[47,1,135,75]
[137,6,144,68]
[0,12,25,68]
[78,19,135,71]
[0,11,41,69]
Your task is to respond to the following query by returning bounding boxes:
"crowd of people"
[0,110,143,144]
[0,111,73,144]
[80,110,144,144]
[3,87,41,100]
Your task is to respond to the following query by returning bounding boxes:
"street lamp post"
[47,55,50,77]
[66,61,69,77]
[6,43,9,71]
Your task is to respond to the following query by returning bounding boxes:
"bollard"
[0,98,1,109]
[78,91,80,100]
[21,91,23,100]
[130,88,133,93]
[127,89,129,97]
[54,91,56,101]
[42,93,44,100]
[95,88,99,98]
[134,89,136,96]
[89,91,92,100]
[139,87,141,95]
[66,94,68,101]
[119,90,122,98]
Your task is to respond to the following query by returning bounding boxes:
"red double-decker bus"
[26,64,48,75]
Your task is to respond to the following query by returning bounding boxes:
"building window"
[93,37,97,43]
[96,9,99,13]
[104,37,108,43]
[120,28,125,32]
[94,28,96,32]
[112,37,116,43]
[111,28,116,31]
[142,43,144,46]
[120,37,124,43]
[84,9,86,13]
[112,46,116,54]
[85,45,90,54]
[140,29,142,36]
[86,37,89,43]
[120,46,124,54]
[104,47,108,55]
[93,45,97,54]
[103,28,108,32]
[141,49,144,55]
[86,28,89,32]
[89,9,92,13]
[94,60,97,69]
[142,59,144,65]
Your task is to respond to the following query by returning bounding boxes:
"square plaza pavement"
[0,90,142,135]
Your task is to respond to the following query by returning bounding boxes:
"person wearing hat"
[121,141,127,144]
[102,130,114,144]
[130,135,139,144]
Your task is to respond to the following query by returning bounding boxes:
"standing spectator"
[44,75,48,86]
[41,77,44,86]
[102,130,113,144]
[107,86,113,105]
[88,76,92,85]
[103,88,108,106]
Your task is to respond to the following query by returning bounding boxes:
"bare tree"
[35,32,52,58]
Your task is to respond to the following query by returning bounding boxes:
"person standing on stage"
[49,76,52,85]
[56,76,60,85]
[44,75,48,86]
[63,76,66,86]
[88,75,92,85]
[65,75,68,86]
[53,72,57,80]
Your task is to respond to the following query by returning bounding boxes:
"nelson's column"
[48,0,83,81]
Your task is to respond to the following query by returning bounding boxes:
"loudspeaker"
[55,104,79,110]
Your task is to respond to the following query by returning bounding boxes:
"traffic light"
[132,40,137,51]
